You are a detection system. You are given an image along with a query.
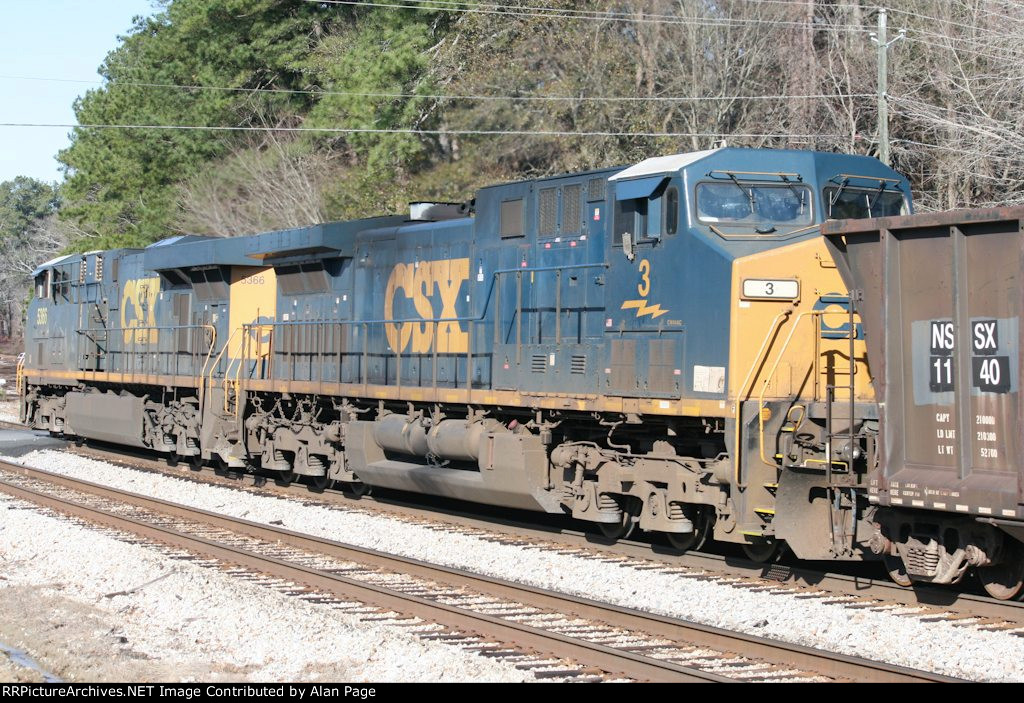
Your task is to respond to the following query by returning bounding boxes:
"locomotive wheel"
[597,497,640,541]
[275,469,296,487]
[977,544,1024,600]
[742,537,783,563]
[665,508,712,553]
[345,480,372,498]
[883,554,913,587]
[308,473,333,492]
[188,455,204,472]
[166,453,180,468]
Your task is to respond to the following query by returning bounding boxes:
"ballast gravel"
[5,448,1024,682]
[0,490,534,682]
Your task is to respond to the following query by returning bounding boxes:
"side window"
[500,198,524,238]
[614,179,671,244]
[664,187,679,235]
[614,198,647,246]
[35,272,49,300]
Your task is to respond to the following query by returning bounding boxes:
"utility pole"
[870,8,906,166]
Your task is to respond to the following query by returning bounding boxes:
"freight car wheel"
[742,538,783,563]
[274,470,296,487]
[883,555,913,587]
[665,508,712,552]
[977,543,1024,600]
[188,455,204,472]
[166,453,180,468]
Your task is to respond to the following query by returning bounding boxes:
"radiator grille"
[570,355,586,374]
[539,187,558,236]
[563,184,582,233]
[588,177,606,201]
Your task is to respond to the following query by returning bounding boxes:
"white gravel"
[0,399,19,424]
[6,447,1024,681]
[0,489,535,682]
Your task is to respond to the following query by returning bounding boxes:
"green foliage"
[0,177,60,244]
[58,0,341,247]
[305,8,448,176]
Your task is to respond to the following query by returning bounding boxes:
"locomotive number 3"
[637,259,651,297]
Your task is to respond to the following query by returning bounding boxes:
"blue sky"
[0,0,156,184]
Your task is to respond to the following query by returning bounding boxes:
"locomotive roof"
[608,149,720,181]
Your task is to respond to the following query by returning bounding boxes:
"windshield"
[824,186,905,219]
[696,182,812,227]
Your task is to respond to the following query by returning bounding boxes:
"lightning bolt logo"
[621,299,669,319]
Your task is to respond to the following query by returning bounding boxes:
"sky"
[0,0,156,184]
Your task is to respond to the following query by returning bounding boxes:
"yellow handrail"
[756,311,820,468]
[732,309,793,489]
[756,309,856,470]
[202,326,239,416]
[15,353,25,398]
[196,324,218,415]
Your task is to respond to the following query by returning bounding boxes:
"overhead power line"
[0,74,873,104]
[302,0,875,33]
[0,122,847,140]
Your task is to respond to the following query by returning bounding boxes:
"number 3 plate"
[742,279,799,300]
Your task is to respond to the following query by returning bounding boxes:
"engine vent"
[539,188,558,236]
[531,354,547,373]
[570,355,586,374]
[588,177,606,202]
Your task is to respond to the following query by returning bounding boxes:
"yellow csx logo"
[35,308,47,326]
[621,258,668,319]
[385,258,469,354]
[121,277,160,344]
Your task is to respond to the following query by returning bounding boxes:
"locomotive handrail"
[237,262,610,391]
[74,324,216,376]
[754,309,856,472]
[201,326,239,415]
[238,261,606,331]
[15,353,25,399]
[732,309,792,490]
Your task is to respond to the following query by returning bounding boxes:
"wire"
[302,0,875,33]
[0,122,847,139]
[0,74,875,104]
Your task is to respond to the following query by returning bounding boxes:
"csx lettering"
[384,258,470,354]
[973,320,998,353]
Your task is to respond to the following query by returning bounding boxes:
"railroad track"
[0,461,956,683]
[43,435,1024,631]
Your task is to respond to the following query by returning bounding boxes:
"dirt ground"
[0,585,253,682]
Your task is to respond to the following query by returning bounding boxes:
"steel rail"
[23,430,1024,626]
[0,462,959,683]
[4,427,1021,626]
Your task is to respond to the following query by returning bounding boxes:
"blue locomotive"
[21,147,912,565]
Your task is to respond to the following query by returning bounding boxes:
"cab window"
[35,271,49,299]
[696,182,812,227]
[824,186,906,219]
